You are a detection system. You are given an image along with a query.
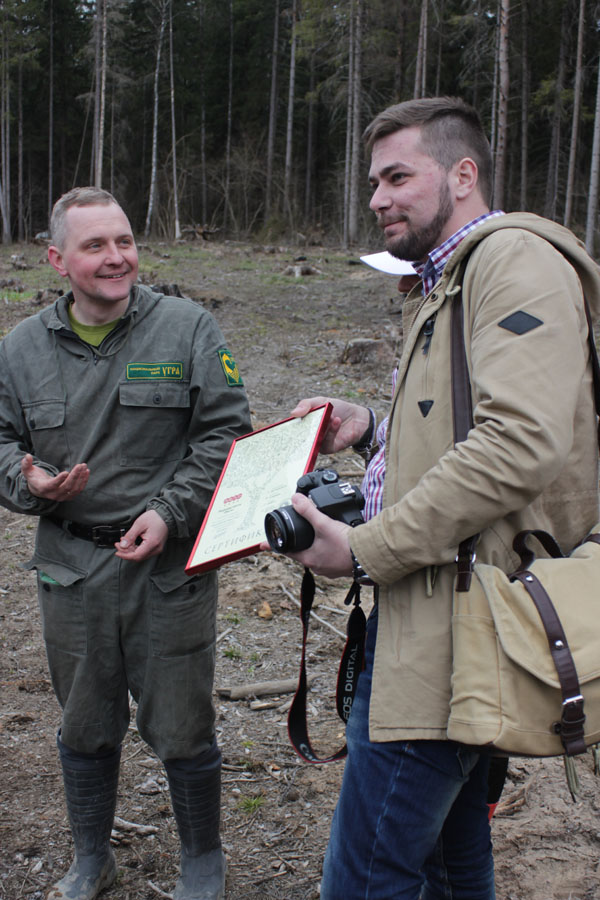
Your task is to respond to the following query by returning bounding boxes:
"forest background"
[0,0,599,254]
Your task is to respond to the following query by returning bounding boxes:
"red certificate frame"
[185,403,332,574]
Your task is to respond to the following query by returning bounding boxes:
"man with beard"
[264,98,600,897]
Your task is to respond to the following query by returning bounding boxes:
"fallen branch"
[147,880,173,899]
[217,676,314,701]
[278,583,346,639]
[113,816,158,836]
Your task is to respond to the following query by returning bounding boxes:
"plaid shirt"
[361,211,504,521]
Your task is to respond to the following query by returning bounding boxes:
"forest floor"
[0,236,599,900]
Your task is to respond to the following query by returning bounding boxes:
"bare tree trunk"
[563,0,585,227]
[265,0,280,221]
[394,4,408,100]
[223,0,234,231]
[472,0,483,109]
[304,53,315,224]
[413,0,428,99]
[47,0,54,225]
[144,0,167,238]
[283,0,297,229]
[91,1,100,184]
[198,0,207,224]
[585,55,600,255]
[168,0,181,239]
[493,0,509,209]
[1,13,11,242]
[73,73,93,188]
[435,2,443,97]
[544,1,568,220]
[17,55,24,241]
[343,0,355,247]
[490,25,498,167]
[109,80,115,194]
[348,0,362,245]
[94,0,108,187]
[519,0,529,210]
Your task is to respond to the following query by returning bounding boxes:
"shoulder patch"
[219,349,243,386]
[498,312,543,335]
[127,362,183,380]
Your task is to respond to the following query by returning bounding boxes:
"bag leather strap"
[450,285,600,591]
[511,562,587,756]
[450,294,478,590]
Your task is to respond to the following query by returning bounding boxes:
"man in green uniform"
[0,187,251,900]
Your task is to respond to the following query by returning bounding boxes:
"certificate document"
[185,403,332,574]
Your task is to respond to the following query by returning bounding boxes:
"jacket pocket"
[22,399,69,463]
[118,382,191,466]
[149,567,216,658]
[29,558,88,654]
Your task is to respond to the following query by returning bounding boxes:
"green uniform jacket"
[349,213,600,743]
[0,284,251,573]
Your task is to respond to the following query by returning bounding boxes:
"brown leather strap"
[513,529,564,570]
[450,293,478,590]
[510,568,587,755]
[450,284,600,592]
[583,298,600,445]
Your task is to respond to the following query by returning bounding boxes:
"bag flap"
[474,545,600,688]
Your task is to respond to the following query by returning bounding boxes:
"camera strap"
[287,567,367,763]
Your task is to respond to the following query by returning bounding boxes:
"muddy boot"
[165,741,226,900]
[47,735,120,900]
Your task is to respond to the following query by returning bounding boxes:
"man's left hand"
[260,492,354,579]
[114,510,168,562]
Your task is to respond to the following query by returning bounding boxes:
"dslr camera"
[264,468,365,553]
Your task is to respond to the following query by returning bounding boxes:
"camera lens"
[264,506,315,553]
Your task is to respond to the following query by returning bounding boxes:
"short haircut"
[50,187,121,250]
[364,97,493,206]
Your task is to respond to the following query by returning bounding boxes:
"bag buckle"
[562,694,584,708]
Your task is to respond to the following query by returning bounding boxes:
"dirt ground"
[1,239,599,900]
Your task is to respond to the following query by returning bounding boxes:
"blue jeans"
[320,607,495,900]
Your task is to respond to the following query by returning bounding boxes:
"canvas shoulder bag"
[447,284,600,757]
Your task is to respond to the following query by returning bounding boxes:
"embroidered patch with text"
[126,362,183,381]
[219,349,243,386]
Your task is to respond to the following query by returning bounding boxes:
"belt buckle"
[91,524,127,548]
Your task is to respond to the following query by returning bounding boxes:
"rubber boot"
[47,735,120,900]
[164,741,226,900]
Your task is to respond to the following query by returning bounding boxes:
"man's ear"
[452,157,479,200]
[48,245,69,277]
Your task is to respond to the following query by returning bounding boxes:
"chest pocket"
[118,382,191,466]
[22,399,69,464]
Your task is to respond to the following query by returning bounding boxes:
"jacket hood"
[445,212,600,322]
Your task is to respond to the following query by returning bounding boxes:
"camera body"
[264,468,364,553]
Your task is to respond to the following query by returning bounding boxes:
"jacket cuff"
[17,474,58,514]
[147,500,178,537]
[349,517,411,587]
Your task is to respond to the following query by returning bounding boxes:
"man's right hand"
[290,397,372,453]
[21,454,90,501]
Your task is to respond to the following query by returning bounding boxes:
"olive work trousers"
[34,535,218,760]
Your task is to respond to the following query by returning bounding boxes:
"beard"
[384,179,454,263]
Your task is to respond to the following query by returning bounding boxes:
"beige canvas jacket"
[349,213,600,742]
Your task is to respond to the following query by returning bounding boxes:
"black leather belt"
[48,515,134,548]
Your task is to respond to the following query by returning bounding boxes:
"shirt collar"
[412,210,504,295]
